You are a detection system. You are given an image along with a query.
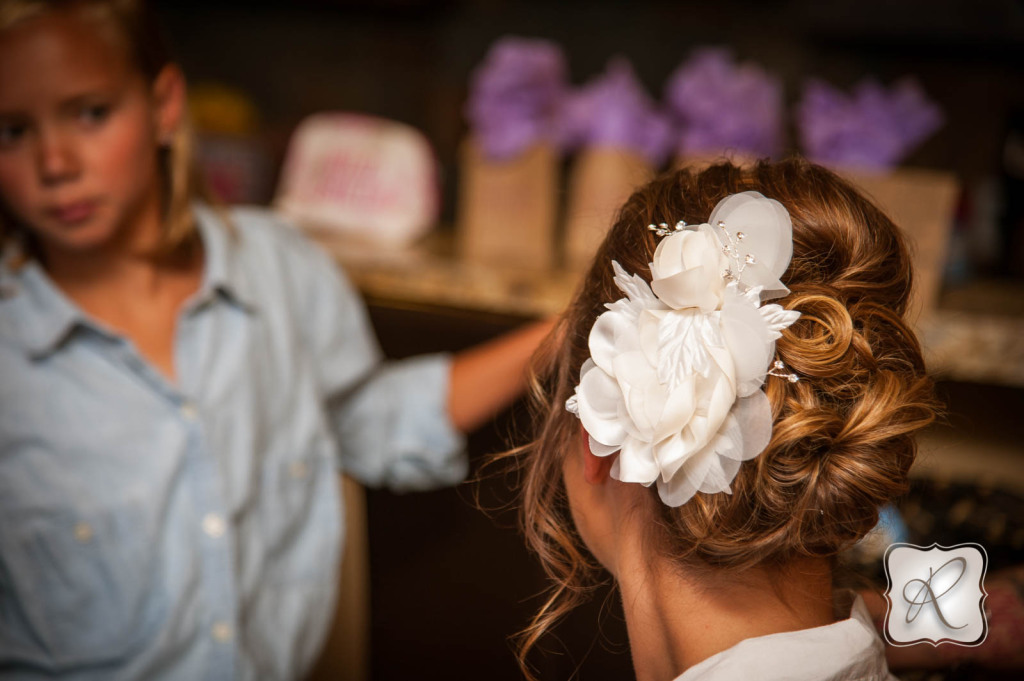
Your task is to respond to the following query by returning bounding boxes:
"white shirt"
[675,595,895,681]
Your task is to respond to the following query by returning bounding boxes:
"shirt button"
[201,513,226,538]
[180,401,198,421]
[74,522,94,543]
[211,621,233,643]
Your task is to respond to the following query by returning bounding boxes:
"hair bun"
[514,162,942,662]
[648,161,939,565]
[779,291,855,380]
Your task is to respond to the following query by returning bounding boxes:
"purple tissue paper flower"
[465,37,568,161]
[797,78,944,170]
[556,58,675,166]
[665,48,783,159]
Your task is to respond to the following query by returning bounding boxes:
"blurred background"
[149,1,1024,679]
[155,0,1022,243]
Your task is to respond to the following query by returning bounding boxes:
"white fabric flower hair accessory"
[565,191,801,507]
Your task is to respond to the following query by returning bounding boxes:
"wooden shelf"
[318,232,1024,389]
[317,231,574,319]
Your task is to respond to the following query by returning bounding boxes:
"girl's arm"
[447,319,555,433]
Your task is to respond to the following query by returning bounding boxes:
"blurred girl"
[0,0,547,678]
[513,160,939,680]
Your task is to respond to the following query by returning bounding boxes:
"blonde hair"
[511,159,940,676]
[0,0,208,259]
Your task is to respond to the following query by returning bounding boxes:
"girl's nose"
[35,128,80,185]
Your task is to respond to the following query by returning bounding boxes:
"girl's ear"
[580,424,616,485]
[151,65,186,144]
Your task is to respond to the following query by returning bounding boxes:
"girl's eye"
[0,122,27,148]
[78,104,111,127]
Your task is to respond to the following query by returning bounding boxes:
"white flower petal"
[638,310,664,367]
[721,291,774,396]
[576,364,628,448]
[694,225,730,289]
[588,435,621,457]
[651,228,728,310]
[717,447,743,482]
[651,266,722,312]
[590,307,640,373]
[708,192,793,299]
[702,370,737,435]
[651,229,689,278]
[652,433,689,481]
[656,446,715,506]
[708,415,744,461]
[612,351,662,438]
[616,436,660,484]
[697,453,732,494]
[654,377,697,442]
[730,392,773,461]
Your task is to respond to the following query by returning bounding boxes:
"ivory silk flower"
[566,192,801,507]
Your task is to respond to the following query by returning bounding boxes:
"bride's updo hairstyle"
[514,159,938,669]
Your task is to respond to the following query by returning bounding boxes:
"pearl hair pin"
[647,220,687,237]
[767,359,799,383]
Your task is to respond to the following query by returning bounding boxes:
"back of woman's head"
[516,158,938,663]
[0,0,204,257]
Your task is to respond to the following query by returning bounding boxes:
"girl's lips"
[48,200,97,225]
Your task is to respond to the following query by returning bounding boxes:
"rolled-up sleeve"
[282,223,467,491]
[327,353,467,491]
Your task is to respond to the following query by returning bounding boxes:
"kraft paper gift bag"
[456,136,559,269]
[840,168,960,323]
[564,148,654,270]
[673,151,759,171]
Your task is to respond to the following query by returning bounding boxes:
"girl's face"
[0,11,174,255]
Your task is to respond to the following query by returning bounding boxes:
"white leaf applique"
[565,391,580,415]
[656,310,722,391]
[760,304,801,340]
[611,260,661,309]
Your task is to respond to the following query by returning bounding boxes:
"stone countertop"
[315,231,1024,388]
[919,308,1024,387]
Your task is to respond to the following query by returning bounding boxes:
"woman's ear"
[151,65,186,144]
[580,424,616,485]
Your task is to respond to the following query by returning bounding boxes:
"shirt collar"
[193,203,259,314]
[0,203,256,358]
[675,593,892,681]
[0,255,86,358]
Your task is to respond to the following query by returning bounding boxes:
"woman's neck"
[36,195,202,383]
[614,541,835,681]
[42,195,175,292]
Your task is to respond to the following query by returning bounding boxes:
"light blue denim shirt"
[0,205,466,680]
